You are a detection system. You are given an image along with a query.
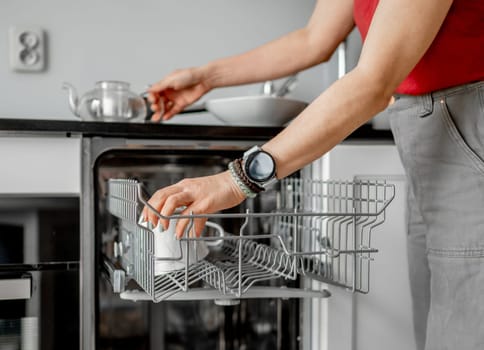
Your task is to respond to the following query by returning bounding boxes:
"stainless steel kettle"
[62,80,147,122]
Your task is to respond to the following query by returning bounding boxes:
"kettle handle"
[62,82,81,118]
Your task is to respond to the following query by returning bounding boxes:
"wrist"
[200,61,228,90]
[223,170,248,201]
[228,162,258,199]
[192,66,213,94]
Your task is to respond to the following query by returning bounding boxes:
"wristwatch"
[242,146,277,188]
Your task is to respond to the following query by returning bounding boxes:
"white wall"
[0,0,340,122]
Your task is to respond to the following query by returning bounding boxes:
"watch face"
[246,151,275,182]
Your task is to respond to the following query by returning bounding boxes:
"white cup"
[139,217,209,275]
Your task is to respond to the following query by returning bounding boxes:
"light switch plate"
[9,26,46,72]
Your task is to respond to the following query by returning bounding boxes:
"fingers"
[143,185,183,228]
[150,103,178,122]
[159,191,192,229]
[148,92,166,122]
[142,185,206,239]
[175,212,207,239]
[148,69,201,122]
[143,173,241,240]
[161,100,185,121]
[149,90,183,122]
[147,78,174,122]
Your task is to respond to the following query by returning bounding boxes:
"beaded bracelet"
[232,158,265,194]
[228,161,257,198]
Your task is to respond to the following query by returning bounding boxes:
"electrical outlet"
[9,26,46,72]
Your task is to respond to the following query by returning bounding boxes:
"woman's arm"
[263,0,454,178]
[146,0,454,236]
[202,0,355,88]
[148,0,355,120]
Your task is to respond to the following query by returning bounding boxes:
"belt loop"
[417,94,433,118]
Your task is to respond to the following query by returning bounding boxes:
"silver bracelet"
[228,161,257,198]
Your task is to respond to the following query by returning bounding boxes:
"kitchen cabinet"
[311,144,415,350]
[0,133,81,349]
[0,135,81,194]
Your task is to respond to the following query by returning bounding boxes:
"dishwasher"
[80,133,394,350]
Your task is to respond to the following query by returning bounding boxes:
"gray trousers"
[387,81,484,350]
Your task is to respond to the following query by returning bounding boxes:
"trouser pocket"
[437,84,484,175]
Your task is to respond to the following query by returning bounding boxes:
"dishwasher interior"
[93,147,394,350]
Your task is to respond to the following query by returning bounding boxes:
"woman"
[145,1,484,349]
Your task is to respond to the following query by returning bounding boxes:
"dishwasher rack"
[105,178,395,303]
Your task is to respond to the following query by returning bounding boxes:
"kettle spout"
[62,82,80,118]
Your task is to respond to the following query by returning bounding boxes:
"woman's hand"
[148,67,212,122]
[142,171,246,238]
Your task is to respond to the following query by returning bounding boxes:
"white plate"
[205,95,308,127]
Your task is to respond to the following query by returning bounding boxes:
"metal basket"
[106,177,394,302]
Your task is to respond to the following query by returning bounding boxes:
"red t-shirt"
[353,0,484,95]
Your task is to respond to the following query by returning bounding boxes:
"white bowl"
[205,95,307,127]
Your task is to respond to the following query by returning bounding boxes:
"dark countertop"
[0,118,393,142]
